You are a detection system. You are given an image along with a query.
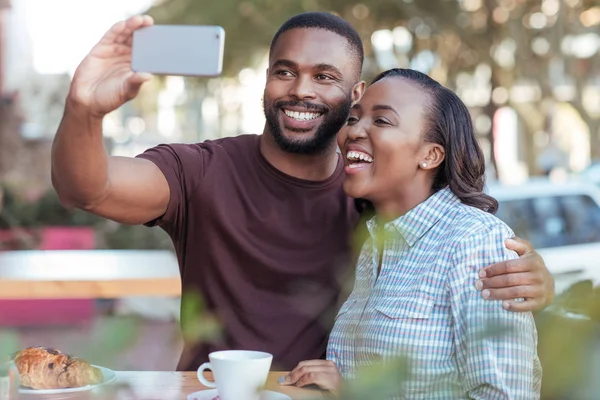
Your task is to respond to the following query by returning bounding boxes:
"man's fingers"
[476,272,539,290]
[124,15,153,32]
[101,15,153,46]
[480,285,539,301]
[120,15,154,43]
[142,15,154,27]
[115,28,133,45]
[124,72,153,99]
[111,44,133,57]
[505,237,534,256]
[99,20,127,44]
[479,257,530,278]
[502,298,541,312]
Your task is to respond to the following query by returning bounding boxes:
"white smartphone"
[131,25,225,77]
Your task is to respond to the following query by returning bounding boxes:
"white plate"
[187,389,292,400]
[19,365,117,394]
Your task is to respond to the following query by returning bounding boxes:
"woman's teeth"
[346,151,373,164]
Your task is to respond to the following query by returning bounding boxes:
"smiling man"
[51,12,554,371]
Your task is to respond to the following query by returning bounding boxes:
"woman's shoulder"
[446,201,515,242]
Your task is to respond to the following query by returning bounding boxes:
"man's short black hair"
[269,12,364,77]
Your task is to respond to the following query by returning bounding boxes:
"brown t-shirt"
[136,134,359,371]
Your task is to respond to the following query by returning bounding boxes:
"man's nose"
[289,75,316,100]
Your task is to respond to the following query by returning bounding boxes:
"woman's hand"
[279,360,342,395]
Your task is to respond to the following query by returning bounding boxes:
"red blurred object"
[0,227,96,327]
[39,227,95,250]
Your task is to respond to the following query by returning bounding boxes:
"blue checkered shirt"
[327,188,541,399]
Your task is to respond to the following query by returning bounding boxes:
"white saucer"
[187,389,292,400]
[19,365,116,394]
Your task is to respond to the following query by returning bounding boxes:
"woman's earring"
[421,162,427,168]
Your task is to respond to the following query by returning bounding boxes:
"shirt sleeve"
[448,223,542,400]
[135,143,206,233]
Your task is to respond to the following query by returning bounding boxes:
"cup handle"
[197,362,217,388]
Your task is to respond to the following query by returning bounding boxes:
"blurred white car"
[487,179,600,293]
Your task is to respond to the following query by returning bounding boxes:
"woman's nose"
[347,122,368,140]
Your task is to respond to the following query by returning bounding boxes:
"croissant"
[14,347,103,389]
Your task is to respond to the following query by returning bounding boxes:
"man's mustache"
[274,100,328,114]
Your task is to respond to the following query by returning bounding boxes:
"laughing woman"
[281,69,541,399]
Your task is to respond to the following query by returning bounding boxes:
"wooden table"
[0,250,182,299]
[17,371,327,400]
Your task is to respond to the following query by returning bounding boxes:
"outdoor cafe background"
[2,0,600,398]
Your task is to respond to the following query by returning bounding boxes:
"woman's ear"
[420,144,445,170]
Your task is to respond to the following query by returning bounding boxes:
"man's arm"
[51,15,170,225]
[476,237,555,312]
[52,101,169,225]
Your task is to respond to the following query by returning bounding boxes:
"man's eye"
[316,74,332,80]
[276,70,293,77]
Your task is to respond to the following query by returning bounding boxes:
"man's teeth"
[283,109,321,121]
[346,151,373,163]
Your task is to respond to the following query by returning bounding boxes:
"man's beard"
[263,97,352,155]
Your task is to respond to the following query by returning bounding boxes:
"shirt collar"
[366,188,459,247]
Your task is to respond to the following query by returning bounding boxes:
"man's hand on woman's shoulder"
[476,237,555,312]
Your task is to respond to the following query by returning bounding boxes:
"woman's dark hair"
[359,68,498,214]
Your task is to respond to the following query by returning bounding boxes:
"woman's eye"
[347,116,359,124]
[374,118,390,125]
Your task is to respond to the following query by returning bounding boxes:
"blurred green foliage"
[0,186,99,229]
[329,280,600,400]
[148,0,600,166]
[0,330,20,360]
[0,186,173,251]
[339,357,409,400]
[148,0,422,79]
[180,290,223,345]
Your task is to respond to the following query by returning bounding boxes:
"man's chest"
[180,167,358,282]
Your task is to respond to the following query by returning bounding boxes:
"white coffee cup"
[197,350,273,400]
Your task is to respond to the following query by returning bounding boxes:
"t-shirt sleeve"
[135,143,205,232]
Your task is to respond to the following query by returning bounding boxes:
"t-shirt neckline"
[253,135,345,189]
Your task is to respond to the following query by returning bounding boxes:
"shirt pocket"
[374,293,434,320]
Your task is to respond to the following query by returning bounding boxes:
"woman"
[280,69,541,399]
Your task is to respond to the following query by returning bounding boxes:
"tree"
[148,0,600,168]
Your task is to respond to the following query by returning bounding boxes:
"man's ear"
[352,81,366,105]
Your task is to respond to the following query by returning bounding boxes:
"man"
[51,12,553,371]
